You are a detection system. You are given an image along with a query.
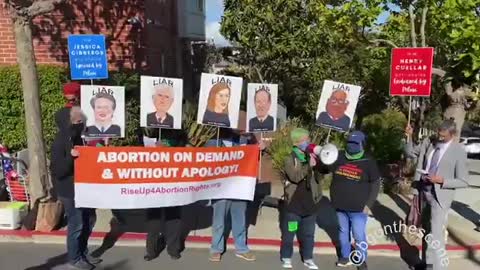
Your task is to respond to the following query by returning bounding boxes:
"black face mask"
[71,123,84,137]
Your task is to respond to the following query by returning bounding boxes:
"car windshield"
[468,139,480,144]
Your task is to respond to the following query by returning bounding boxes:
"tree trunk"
[13,17,50,204]
[444,104,466,139]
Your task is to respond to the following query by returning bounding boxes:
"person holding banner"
[50,106,100,270]
[280,128,324,270]
[143,128,190,262]
[206,128,264,262]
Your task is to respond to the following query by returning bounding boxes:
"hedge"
[0,65,141,152]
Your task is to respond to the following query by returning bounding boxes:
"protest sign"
[315,80,362,132]
[81,85,125,138]
[68,34,108,80]
[140,76,183,129]
[247,83,278,133]
[197,73,243,129]
[74,146,260,209]
[390,47,434,96]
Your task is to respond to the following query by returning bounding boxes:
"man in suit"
[411,119,469,270]
[146,84,175,128]
[249,87,275,132]
[316,89,351,131]
[86,93,121,137]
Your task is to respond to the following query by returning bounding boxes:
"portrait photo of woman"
[202,82,231,127]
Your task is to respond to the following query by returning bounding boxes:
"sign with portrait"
[81,85,125,138]
[390,47,434,96]
[246,83,278,133]
[140,76,183,129]
[197,73,243,129]
[315,80,361,132]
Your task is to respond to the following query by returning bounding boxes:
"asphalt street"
[0,243,479,270]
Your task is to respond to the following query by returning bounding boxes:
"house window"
[198,0,204,12]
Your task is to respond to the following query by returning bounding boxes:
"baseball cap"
[346,130,366,154]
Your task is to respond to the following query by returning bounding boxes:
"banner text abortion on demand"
[96,150,246,163]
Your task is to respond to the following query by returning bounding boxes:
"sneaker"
[85,255,102,265]
[357,262,368,270]
[67,260,94,270]
[281,258,293,269]
[304,259,319,270]
[236,252,256,261]
[209,253,222,262]
[336,258,353,267]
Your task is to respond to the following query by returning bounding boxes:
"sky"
[205,0,230,47]
[205,1,396,47]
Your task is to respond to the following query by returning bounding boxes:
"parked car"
[460,137,480,158]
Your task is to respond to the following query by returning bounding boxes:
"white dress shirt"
[425,139,452,172]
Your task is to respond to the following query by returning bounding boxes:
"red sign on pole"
[389,47,434,96]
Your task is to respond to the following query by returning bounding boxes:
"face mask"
[298,141,310,152]
[71,123,84,136]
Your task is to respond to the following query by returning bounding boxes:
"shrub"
[361,108,407,164]
[0,65,66,151]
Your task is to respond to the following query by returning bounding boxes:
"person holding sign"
[249,86,275,132]
[86,92,121,137]
[202,82,231,127]
[51,106,101,270]
[316,89,351,131]
[280,128,324,270]
[146,84,175,128]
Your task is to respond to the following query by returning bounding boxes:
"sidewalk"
[1,160,480,260]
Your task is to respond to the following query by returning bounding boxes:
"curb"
[1,229,480,255]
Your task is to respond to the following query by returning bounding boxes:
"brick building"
[0,0,205,98]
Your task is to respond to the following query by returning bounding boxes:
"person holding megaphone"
[280,128,325,270]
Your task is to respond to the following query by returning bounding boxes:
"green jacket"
[282,152,324,205]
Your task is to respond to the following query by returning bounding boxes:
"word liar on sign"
[389,47,434,97]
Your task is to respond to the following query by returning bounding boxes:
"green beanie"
[290,128,309,144]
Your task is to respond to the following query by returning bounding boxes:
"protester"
[206,120,265,262]
[326,131,380,270]
[54,82,81,134]
[410,119,469,270]
[280,128,324,269]
[50,106,100,270]
[143,128,189,261]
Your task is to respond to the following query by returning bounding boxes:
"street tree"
[4,0,66,204]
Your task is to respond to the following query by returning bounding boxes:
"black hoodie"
[50,111,84,199]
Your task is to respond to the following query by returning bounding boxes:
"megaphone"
[319,143,339,165]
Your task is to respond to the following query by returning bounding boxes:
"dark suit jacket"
[249,115,275,132]
[316,111,350,132]
[86,125,121,137]
[146,112,174,128]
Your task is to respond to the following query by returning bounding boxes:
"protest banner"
[247,83,278,133]
[390,47,434,96]
[140,76,183,129]
[68,34,108,80]
[81,85,125,138]
[74,146,260,209]
[315,80,362,132]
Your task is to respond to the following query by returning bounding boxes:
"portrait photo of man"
[146,84,175,128]
[86,92,121,137]
[249,87,275,132]
[316,88,351,131]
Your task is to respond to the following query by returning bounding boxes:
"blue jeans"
[210,199,249,254]
[280,211,316,260]
[336,210,368,261]
[59,197,97,263]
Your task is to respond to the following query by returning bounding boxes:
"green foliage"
[0,65,66,151]
[221,0,391,121]
[361,108,407,164]
[182,101,217,146]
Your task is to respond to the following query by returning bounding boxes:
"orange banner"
[74,145,260,184]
